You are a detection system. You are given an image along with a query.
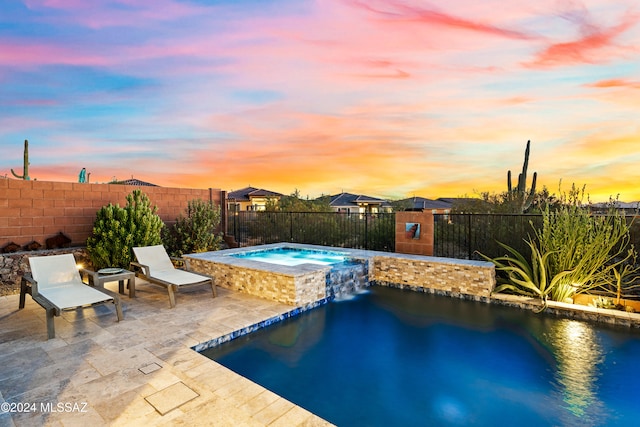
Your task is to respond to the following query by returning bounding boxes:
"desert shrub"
[87,189,163,269]
[483,184,637,307]
[535,185,636,295]
[164,199,222,257]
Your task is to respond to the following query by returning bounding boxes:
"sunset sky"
[1,0,639,201]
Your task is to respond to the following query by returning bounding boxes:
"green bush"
[164,199,222,257]
[87,189,164,269]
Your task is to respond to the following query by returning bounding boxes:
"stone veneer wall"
[189,251,495,306]
[187,258,327,306]
[371,255,496,298]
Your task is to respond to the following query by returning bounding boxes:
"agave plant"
[485,184,640,311]
[482,241,574,311]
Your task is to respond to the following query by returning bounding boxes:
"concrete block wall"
[0,178,224,248]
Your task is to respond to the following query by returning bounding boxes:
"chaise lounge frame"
[18,253,123,339]
[131,245,216,308]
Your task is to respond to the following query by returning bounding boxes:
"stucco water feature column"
[395,211,434,256]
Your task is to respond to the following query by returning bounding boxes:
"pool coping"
[491,293,640,328]
[191,296,331,353]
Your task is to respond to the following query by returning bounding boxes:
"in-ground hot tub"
[185,243,371,306]
[185,243,496,306]
[229,246,348,266]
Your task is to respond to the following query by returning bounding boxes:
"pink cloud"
[341,0,536,40]
[528,7,639,67]
[0,40,109,67]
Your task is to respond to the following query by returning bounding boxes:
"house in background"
[328,192,392,214]
[227,186,283,211]
[396,197,452,214]
[109,178,159,187]
[590,200,640,215]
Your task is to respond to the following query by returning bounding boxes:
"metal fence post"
[290,211,294,242]
[233,211,237,241]
[364,213,369,250]
[467,214,472,260]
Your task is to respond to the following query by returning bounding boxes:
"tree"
[271,189,332,212]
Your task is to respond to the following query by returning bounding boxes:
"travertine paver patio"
[0,278,333,426]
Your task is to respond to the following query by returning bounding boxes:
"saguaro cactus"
[11,139,30,180]
[507,140,537,212]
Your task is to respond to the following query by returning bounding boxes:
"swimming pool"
[229,247,348,266]
[202,286,640,426]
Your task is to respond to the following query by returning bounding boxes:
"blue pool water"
[202,286,640,426]
[229,247,348,266]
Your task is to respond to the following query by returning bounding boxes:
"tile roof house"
[110,178,159,187]
[328,192,392,214]
[397,197,452,213]
[590,201,639,215]
[227,186,283,211]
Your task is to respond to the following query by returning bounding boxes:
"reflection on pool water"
[202,286,640,427]
[229,247,348,266]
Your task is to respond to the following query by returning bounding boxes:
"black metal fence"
[433,214,542,260]
[227,211,395,251]
[434,213,640,262]
[226,211,640,263]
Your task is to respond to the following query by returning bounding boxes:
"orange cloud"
[585,78,640,88]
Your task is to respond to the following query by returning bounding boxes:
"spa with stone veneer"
[185,243,496,306]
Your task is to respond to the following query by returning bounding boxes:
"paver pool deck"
[0,279,333,426]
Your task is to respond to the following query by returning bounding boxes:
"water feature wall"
[325,259,369,300]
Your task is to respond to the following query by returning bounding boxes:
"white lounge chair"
[19,253,123,339]
[131,245,216,308]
